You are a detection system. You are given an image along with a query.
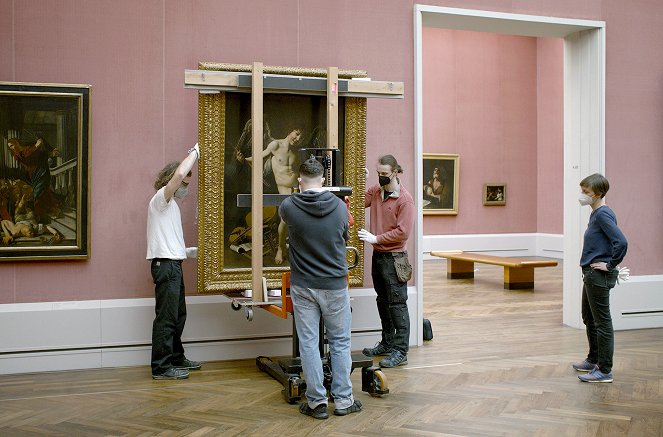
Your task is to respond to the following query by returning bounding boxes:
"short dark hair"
[299,158,324,178]
[580,173,609,198]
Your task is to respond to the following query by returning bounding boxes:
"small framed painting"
[483,183,506,206]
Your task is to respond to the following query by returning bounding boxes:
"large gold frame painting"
[196,64,366,293]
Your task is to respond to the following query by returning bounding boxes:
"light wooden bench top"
[430,251,558,268]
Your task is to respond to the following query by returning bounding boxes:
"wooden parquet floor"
[1,259,663,436]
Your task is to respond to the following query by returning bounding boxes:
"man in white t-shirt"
[147,143,201,380]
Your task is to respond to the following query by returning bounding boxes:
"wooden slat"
[327,67,339,150]
[184,69,404,98]
[345,79,404,96]
[184,69,239,87]
[251,62,264,301]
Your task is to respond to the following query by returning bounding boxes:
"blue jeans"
[151,259,187,375]
[290,284,354,410]
[371,251,410,353]
[581,267,618,373]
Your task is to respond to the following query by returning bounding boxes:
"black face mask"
[379,175,391,187]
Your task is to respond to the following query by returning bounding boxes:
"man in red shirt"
[358,155,414,368]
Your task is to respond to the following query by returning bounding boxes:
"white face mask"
[578,193,594,206]
[174,186,188,198]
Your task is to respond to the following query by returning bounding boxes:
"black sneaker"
[334,400,362,416]
[379,350,408,368]
[152,368,189,380]
[299,402,328,420]
[362,342,392,357]
[173,358,202,370]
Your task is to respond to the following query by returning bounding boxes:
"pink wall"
[423,28,546,235]
[0,0,415,303]
[0,0,659,303]
[536,38,564,234]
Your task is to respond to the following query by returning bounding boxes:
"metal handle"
[346,246,359,270]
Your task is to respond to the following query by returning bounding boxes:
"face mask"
[174,186,188,198]
[578,193,594,206]
[379,174,392,187]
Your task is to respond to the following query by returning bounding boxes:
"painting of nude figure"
[194,64,368,292]
[223,93,345,269]
[0,82,90,260]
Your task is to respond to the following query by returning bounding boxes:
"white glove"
[188,143,200,160]
[186,247,198,259]
[358,228,377,244]
[617,266,630,284]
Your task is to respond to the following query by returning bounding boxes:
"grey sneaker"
[379,350,408,368]
[173,358,202,370]
[572,359,598,373]
[152,367,189,380]
[578,368,613,383]
[334,400,362,416]
[362,342,392,357]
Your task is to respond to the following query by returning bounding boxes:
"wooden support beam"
[251,62,264,301]
[184,70,239,88]
[327,67,339,151]
[184,69,404,99]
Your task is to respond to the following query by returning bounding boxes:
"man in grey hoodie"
[279,158,362,420]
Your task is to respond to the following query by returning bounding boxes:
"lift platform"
[230,265,389,403]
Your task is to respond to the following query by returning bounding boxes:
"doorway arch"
[414,5,606,341]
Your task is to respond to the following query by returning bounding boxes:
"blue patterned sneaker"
[572,359,598,373]
[578,368,613,383]
[379,350,408,368]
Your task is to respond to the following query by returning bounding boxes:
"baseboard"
[0,289,411,375]
[422,232,563,259]
[611,275,663,330]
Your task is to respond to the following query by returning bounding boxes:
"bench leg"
[504,267,534,290]
[447,259,475,279]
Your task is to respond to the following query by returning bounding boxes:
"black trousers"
[371,251,410,354]
[151,259,187,375]
[581,267,619,373]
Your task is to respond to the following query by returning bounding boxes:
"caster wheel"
[231,301,241,311]
[245,307,254,321]
[369,369,387,397]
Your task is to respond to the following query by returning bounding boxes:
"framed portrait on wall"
[0,82,90,261]
[483,183,506,205]
[195,64,368,292]
[423,153,459,215]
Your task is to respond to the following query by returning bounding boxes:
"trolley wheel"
[245,307,254,321]
[369,370,388,397]
[231,301,242,311]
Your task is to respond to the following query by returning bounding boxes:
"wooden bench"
[430,251,558,290]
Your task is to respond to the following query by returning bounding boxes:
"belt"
[374,250,407,258]
[151,258,183,264]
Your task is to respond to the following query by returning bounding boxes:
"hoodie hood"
[290,190,339,217]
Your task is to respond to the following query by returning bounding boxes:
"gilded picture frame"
[483,183,506,206]
[423,153,459,215]
[195,64,366,292]
[0,82,90,261]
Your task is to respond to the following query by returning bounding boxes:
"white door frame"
[413,5,606,341]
